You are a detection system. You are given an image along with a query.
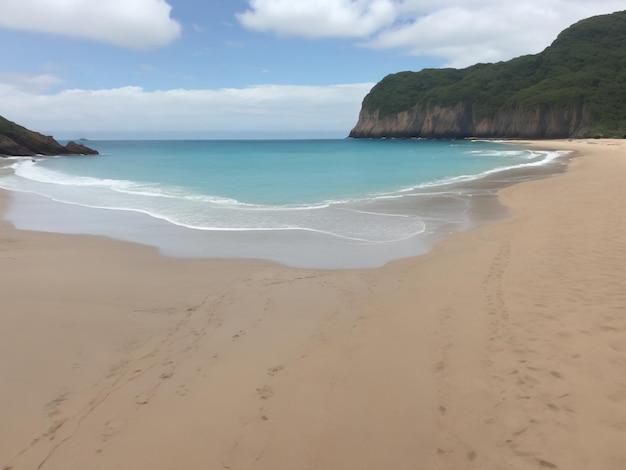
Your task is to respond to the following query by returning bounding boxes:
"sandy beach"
[1,139,625,469]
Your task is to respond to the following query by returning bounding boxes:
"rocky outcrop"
[64,141,99,155]
[0,115,98,157]
[349,102,593,139]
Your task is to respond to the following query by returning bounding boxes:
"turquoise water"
[0,139,567,267]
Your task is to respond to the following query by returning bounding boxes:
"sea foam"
[0,139,571,265]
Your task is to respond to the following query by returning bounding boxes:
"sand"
[1,139,625,470]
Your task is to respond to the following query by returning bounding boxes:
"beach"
[1,138,625,469]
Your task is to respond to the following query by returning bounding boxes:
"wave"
[0,144,569,244]
[8,146,566,207]
[361,149,568,202]
[2,161,427,243]
[12,161,245,206]
[465,149,538,159]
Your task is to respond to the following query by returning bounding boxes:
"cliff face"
[349,10,626,139]
[0,115,98,157]
[349,102,593,139]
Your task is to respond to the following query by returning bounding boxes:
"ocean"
[0,139,569,268]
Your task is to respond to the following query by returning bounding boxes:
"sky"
[0,0,624,139]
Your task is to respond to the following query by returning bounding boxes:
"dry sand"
[1,139,625,470]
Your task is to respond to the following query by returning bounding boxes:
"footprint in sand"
[550,370,564,379]
[537,459,558,468]
[101,418,125,442]
[232,330,247,340]
[135,392,154,405]
[45,419,67,440]
[256,385,274,400]
[267,365,284,377]
[45,393,68,417]
[159,370,174,380]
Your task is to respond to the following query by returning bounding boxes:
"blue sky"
[0,0,623,139]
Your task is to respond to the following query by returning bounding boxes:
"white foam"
[376,149,569,197]
[1,144,570,246]
[1,172,425,243]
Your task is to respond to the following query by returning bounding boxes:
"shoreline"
[2,139,625,469]
[0,140,571,269]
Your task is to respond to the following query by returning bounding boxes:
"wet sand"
[1,139,625,469]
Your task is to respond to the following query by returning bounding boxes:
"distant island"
[350,10,626,139]
[0,115,98,157]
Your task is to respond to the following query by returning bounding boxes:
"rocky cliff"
[350,10,626,139]
[0,115,98,157]
[350,102,593,139]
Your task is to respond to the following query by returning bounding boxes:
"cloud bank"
[0,0,181,49]
[0,79,374,139]
[238,0,625,66]
[237,0,398,38]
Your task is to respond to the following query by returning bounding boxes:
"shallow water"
[0,139,571,268]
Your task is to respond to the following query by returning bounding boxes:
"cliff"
[0,115,98,157]
[350,10,626,139]
[351,102,593,139]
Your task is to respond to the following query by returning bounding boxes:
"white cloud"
[0,81,374,139]
[0,73,64,93]
[237,0,625,66]
[237,0,398,38]
[367,0,626,67]
[0,0,181,49]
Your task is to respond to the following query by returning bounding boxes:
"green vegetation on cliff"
[0,115,98,156]
[361,10,626,138]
